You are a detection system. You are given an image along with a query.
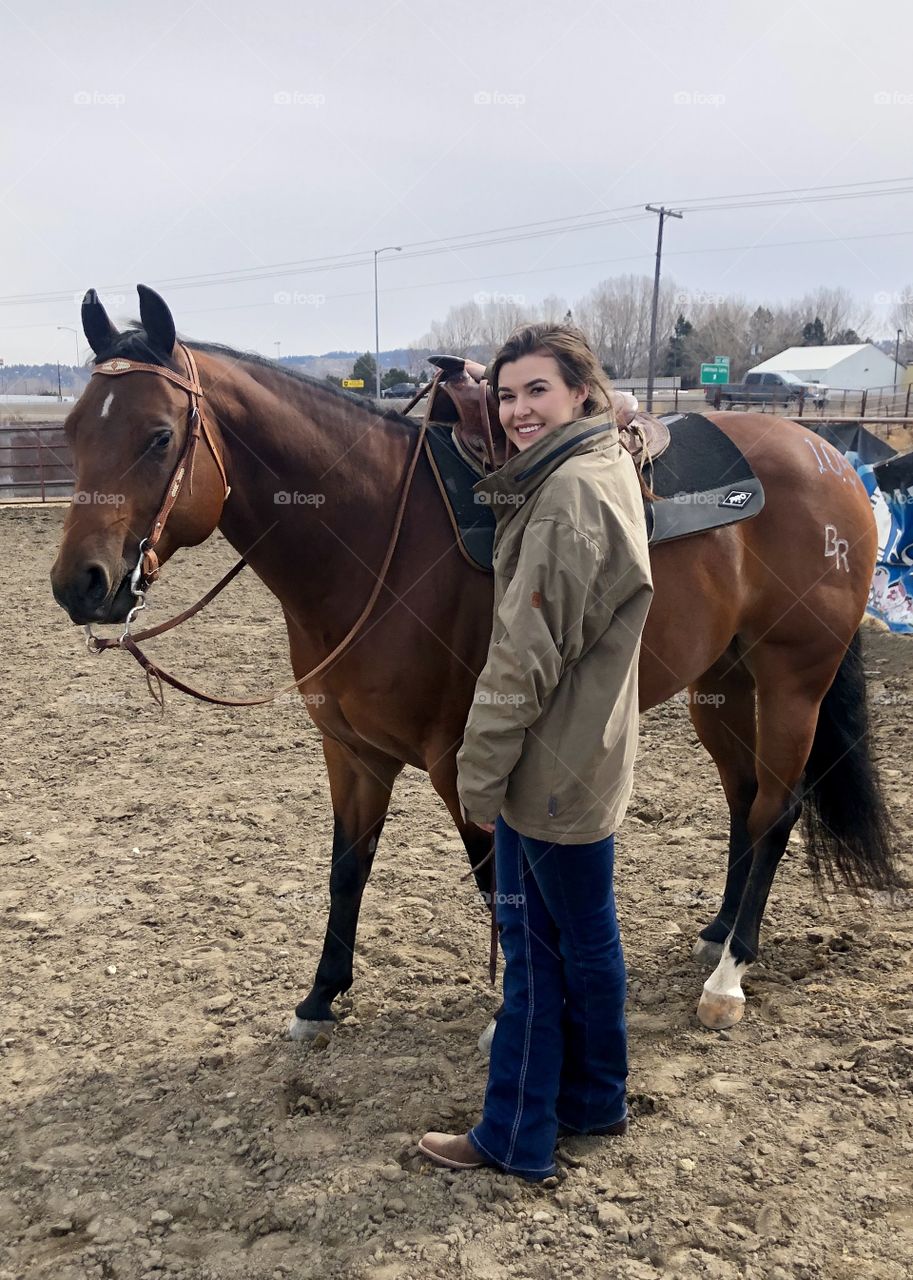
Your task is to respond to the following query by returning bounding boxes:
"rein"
[84,346,429,707]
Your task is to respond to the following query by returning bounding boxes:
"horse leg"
[697,659,826,1029]
[427,749,497,1053]
[287,737,402,1041]
[685,653,758,967]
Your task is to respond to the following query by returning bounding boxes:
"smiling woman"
[420,323,655,1179]
[493,323,616,453]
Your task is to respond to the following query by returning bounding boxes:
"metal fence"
[0,423,74,502]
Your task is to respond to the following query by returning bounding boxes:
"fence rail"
[0,423,74,502]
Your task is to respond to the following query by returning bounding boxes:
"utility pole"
[374,245,401,399]
[894,328,903,389]
[275,340,281,363]
[644,204,683,411]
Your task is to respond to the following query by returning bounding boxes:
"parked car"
[381,382,418,399]
[706,371,827,410]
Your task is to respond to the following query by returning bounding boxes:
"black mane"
[93,325,420,430]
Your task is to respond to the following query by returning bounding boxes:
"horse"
[50,285,899,1038]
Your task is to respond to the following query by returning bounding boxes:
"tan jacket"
[456,411,653,843]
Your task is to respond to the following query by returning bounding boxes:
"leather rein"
[84,345,430,707]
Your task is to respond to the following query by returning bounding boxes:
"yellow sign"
[342,378,365,389]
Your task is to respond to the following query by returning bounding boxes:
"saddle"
[422,354,671,475]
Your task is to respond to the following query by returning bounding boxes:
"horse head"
[50,286,228,624]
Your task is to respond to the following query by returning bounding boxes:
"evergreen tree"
[661,313,693,377]
[351,352,377,386]
[801,317,827,346]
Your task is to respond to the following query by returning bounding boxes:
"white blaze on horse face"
[100,391,115,419]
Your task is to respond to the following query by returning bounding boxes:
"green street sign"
[700,359,730,385]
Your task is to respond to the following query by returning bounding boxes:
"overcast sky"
[2,0,911,364]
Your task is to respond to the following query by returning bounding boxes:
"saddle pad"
[424,413,764,572]
[424,423,495,572]
[645,412,764,546]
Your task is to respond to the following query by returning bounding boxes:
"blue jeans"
[468,816,628,1179]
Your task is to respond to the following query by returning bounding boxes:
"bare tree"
[415,300,483,355]
[796,287,870,343]
[889,284,913,338]
[575,275,676,377]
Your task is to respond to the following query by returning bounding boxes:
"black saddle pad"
[424,424,495,571]
[645,412,764,545]
[424,412,764,571]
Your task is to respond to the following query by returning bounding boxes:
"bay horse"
[50,286,899,1036]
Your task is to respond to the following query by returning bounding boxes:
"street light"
[894,327,903,390]
[58,325,81,369]
[373,245,401,399]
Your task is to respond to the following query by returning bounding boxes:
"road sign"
[700,359,730,385]
[342,378,365,389]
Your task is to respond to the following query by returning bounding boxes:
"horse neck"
[196,351,420,644]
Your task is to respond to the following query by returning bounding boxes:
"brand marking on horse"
[804,437,853,482]
[824,523,850,572]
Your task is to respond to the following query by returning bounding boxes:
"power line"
[2,176,912,310]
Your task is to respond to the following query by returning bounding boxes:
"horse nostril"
[81,561,111,606]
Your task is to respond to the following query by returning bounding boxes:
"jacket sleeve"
[456,517,606,826]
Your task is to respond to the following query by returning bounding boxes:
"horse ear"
[81,288,119,357]
[137,284,176,358]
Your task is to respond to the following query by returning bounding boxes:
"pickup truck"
[706,371,827,409]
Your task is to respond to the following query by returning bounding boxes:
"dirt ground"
[1,505,911,1280]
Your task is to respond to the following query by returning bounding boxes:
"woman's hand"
[459,800,496,835]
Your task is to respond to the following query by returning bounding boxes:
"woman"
[419,323,654,1180]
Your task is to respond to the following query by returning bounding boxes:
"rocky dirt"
[1,505,911,1280]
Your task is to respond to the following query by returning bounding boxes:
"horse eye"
[150,429,173,450]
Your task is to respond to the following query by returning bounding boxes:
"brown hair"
[491,322,658,501]
[490,322,615,422]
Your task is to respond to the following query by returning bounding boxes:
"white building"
[748,344,902,391]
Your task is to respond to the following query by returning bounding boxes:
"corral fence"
[0,422,74,502]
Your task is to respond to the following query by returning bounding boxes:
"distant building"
[748,344,902,391]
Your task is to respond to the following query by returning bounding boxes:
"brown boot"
[418,1132,489,1170]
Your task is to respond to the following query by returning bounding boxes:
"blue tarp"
[849,450,913,634]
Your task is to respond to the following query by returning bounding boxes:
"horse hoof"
[692,937,724,967]
[697,990,745,1030]
[286,1016,336,1043]
[478,1017,497,1056]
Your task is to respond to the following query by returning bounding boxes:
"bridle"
[83,344,429,707]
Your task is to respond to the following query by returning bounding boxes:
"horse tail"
[801,630,903,892]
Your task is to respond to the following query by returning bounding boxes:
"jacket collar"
[473,411,617,515]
